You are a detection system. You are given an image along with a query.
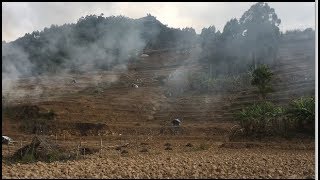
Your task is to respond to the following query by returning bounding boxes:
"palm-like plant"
[286,97,315,134]
[235,101,283,136]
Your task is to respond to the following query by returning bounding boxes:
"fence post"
[76,145,79,159]
[100,134,102,156]
[20,139,23,157]
[7,143,10,154]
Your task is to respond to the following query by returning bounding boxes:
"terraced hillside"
[2,37,315,138]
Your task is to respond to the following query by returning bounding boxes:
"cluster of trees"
[184,2,314,95]
[2,2,314,78]
[199,2,282,75]
[2,13,197,77]
[281,28,315,42]
[142,14,197,50]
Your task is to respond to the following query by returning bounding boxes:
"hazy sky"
[2,2,316,42]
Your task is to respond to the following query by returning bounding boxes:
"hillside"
[2,34,315,139]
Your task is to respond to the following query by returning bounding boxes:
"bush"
[285,97,315,135]
[235,101,283,137]
[235,97,315,138]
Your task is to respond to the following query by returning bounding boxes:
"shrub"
[235,101,283,136]
[285,97,315,135]
[21,153,36,163]
[235,97,315,138]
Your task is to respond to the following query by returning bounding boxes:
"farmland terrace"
[2,37,315,138]
[1,36,315,179]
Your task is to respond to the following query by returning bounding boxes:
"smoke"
[2,15,160,102]
[2,43,34,96]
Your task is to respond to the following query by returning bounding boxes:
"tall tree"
[239,2,281,66]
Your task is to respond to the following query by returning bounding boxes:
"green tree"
[250,64,273,99]
[240,2,281,64]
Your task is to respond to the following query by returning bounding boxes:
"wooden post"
[20,139,23,157]
[55,133,57,144]
[76,145,79,159]
[100,135,102,156]
[64,134,66,142]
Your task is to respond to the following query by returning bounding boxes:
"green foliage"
[285,97,315,134]
[235,97,315,138]
[250,64,273,99]
[235,101,283,136]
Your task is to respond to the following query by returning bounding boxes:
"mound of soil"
[219,142,262,149]
[140,148,149,153]
[79,147,98,155]
[121,150,128,154]
[75,122,108,136]
[4,104,55,121]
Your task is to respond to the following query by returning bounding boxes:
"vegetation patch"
[11,136,75,163]
[285,97,315,135]
[235,97,315,139]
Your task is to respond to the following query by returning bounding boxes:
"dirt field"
[1,134,315,179]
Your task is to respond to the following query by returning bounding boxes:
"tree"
[221,18,241,41]
[200,25,217,50]
[250,64,273,99]
[239,2,281,65]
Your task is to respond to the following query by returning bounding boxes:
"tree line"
[2,2,315,77]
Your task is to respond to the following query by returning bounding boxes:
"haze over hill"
[2,2,315,98]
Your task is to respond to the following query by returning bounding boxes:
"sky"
[2,2,316,42]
